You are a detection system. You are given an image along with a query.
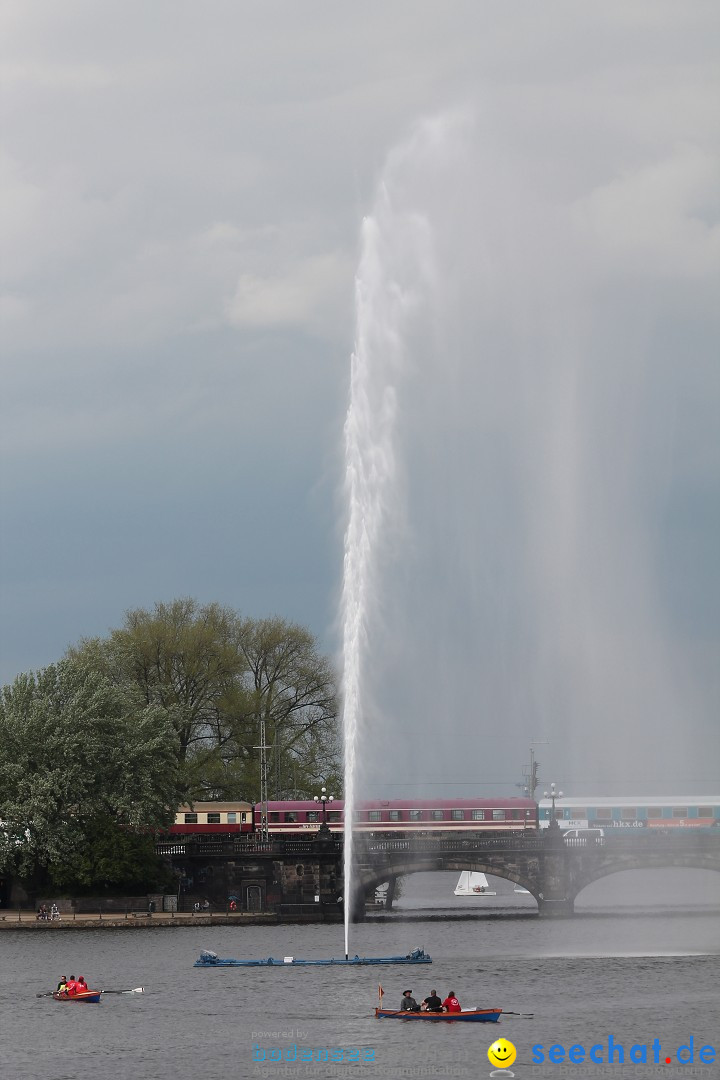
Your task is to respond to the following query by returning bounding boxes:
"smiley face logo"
[488,1039,517,1069]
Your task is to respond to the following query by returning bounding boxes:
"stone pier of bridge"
[156,827,344,917]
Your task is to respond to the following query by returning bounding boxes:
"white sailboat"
[454,871,496,896]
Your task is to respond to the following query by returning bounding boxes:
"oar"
[499,1011,534,1018]
[100,987,145,995]
[36,991,57,998]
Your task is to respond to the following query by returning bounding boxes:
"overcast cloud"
[1,2,718,794]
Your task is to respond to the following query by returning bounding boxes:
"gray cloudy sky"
[1,3,718,793]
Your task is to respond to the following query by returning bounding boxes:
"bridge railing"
[156,830,718,859]
[155,837,343,857]
[354,831,719,856]
[356,834,547,854]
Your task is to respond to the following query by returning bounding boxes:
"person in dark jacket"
[400,989,420,1011]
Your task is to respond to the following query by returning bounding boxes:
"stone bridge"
[156,829,720,918]
[352,830,720,916]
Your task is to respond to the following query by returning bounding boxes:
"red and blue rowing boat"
[375,1007,502,1022]
[52,990,101,1004]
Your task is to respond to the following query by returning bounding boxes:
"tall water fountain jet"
[340,128,438,954]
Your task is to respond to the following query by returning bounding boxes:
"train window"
[307,811,319,822]
[571,808,586,818]
[409,810,423,821]
[327,811,342,822]
[594,807,612,819]
[431,810,444,820]
[511,810,522,820]
[241,812,248,822]
[207,813,221,824]
[353,811,365,820]
[451,809,464,820]
[492,809,505,821]
[672,807,688,818]
[368,810,382,821]
[698,806,713,817]
[184,814,198,824]
[647,807,662,817]
[285,812,297,823]
[227,813,236,824]
[621,808,636,820]
[472,809,485,820]
[389,810,402,821]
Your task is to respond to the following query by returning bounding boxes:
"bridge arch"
[355,861,541,907]
[569,858,720,905]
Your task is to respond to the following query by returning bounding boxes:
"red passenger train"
[258,798,536,835]
[169,797,537,838]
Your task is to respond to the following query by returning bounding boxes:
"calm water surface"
[2,870,718,1080]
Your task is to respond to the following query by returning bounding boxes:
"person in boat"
[56,976,68,994]
[65,976,78,996]
[442,991,462,1013]
[76,976,88,993]
[421,989,443,1012]
[400,989,420,1011]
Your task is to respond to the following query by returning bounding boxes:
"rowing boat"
[195,948,431,967]
[52,990,101,1004]
[375,1007,502,1023]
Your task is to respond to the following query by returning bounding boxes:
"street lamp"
[314,786,334,829]
[544,782,564,830]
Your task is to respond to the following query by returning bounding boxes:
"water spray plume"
[341,140,437,955]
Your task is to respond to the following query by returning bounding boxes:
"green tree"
[69,599,243,762]
[0,659,181,890]
[206,616,341,800]
[69,600,341,802]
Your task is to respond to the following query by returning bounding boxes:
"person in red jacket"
[76,977,89,994]
[442,991,461,1013]
[65,976,78,996]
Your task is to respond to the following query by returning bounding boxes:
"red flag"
[378,985,384,998]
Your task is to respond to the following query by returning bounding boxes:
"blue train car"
[538,796,720,832]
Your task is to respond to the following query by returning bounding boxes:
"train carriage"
[538,796,720,832]
[257,797,537,837]
[169,802,254,837]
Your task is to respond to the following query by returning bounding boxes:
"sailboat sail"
[453,872,496,896]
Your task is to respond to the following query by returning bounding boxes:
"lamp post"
[544,782,563,831]
[314,786,334,830]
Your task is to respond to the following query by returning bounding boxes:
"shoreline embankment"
[0,910,342,930]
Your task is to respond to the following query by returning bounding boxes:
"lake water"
[2,869,718,1080]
